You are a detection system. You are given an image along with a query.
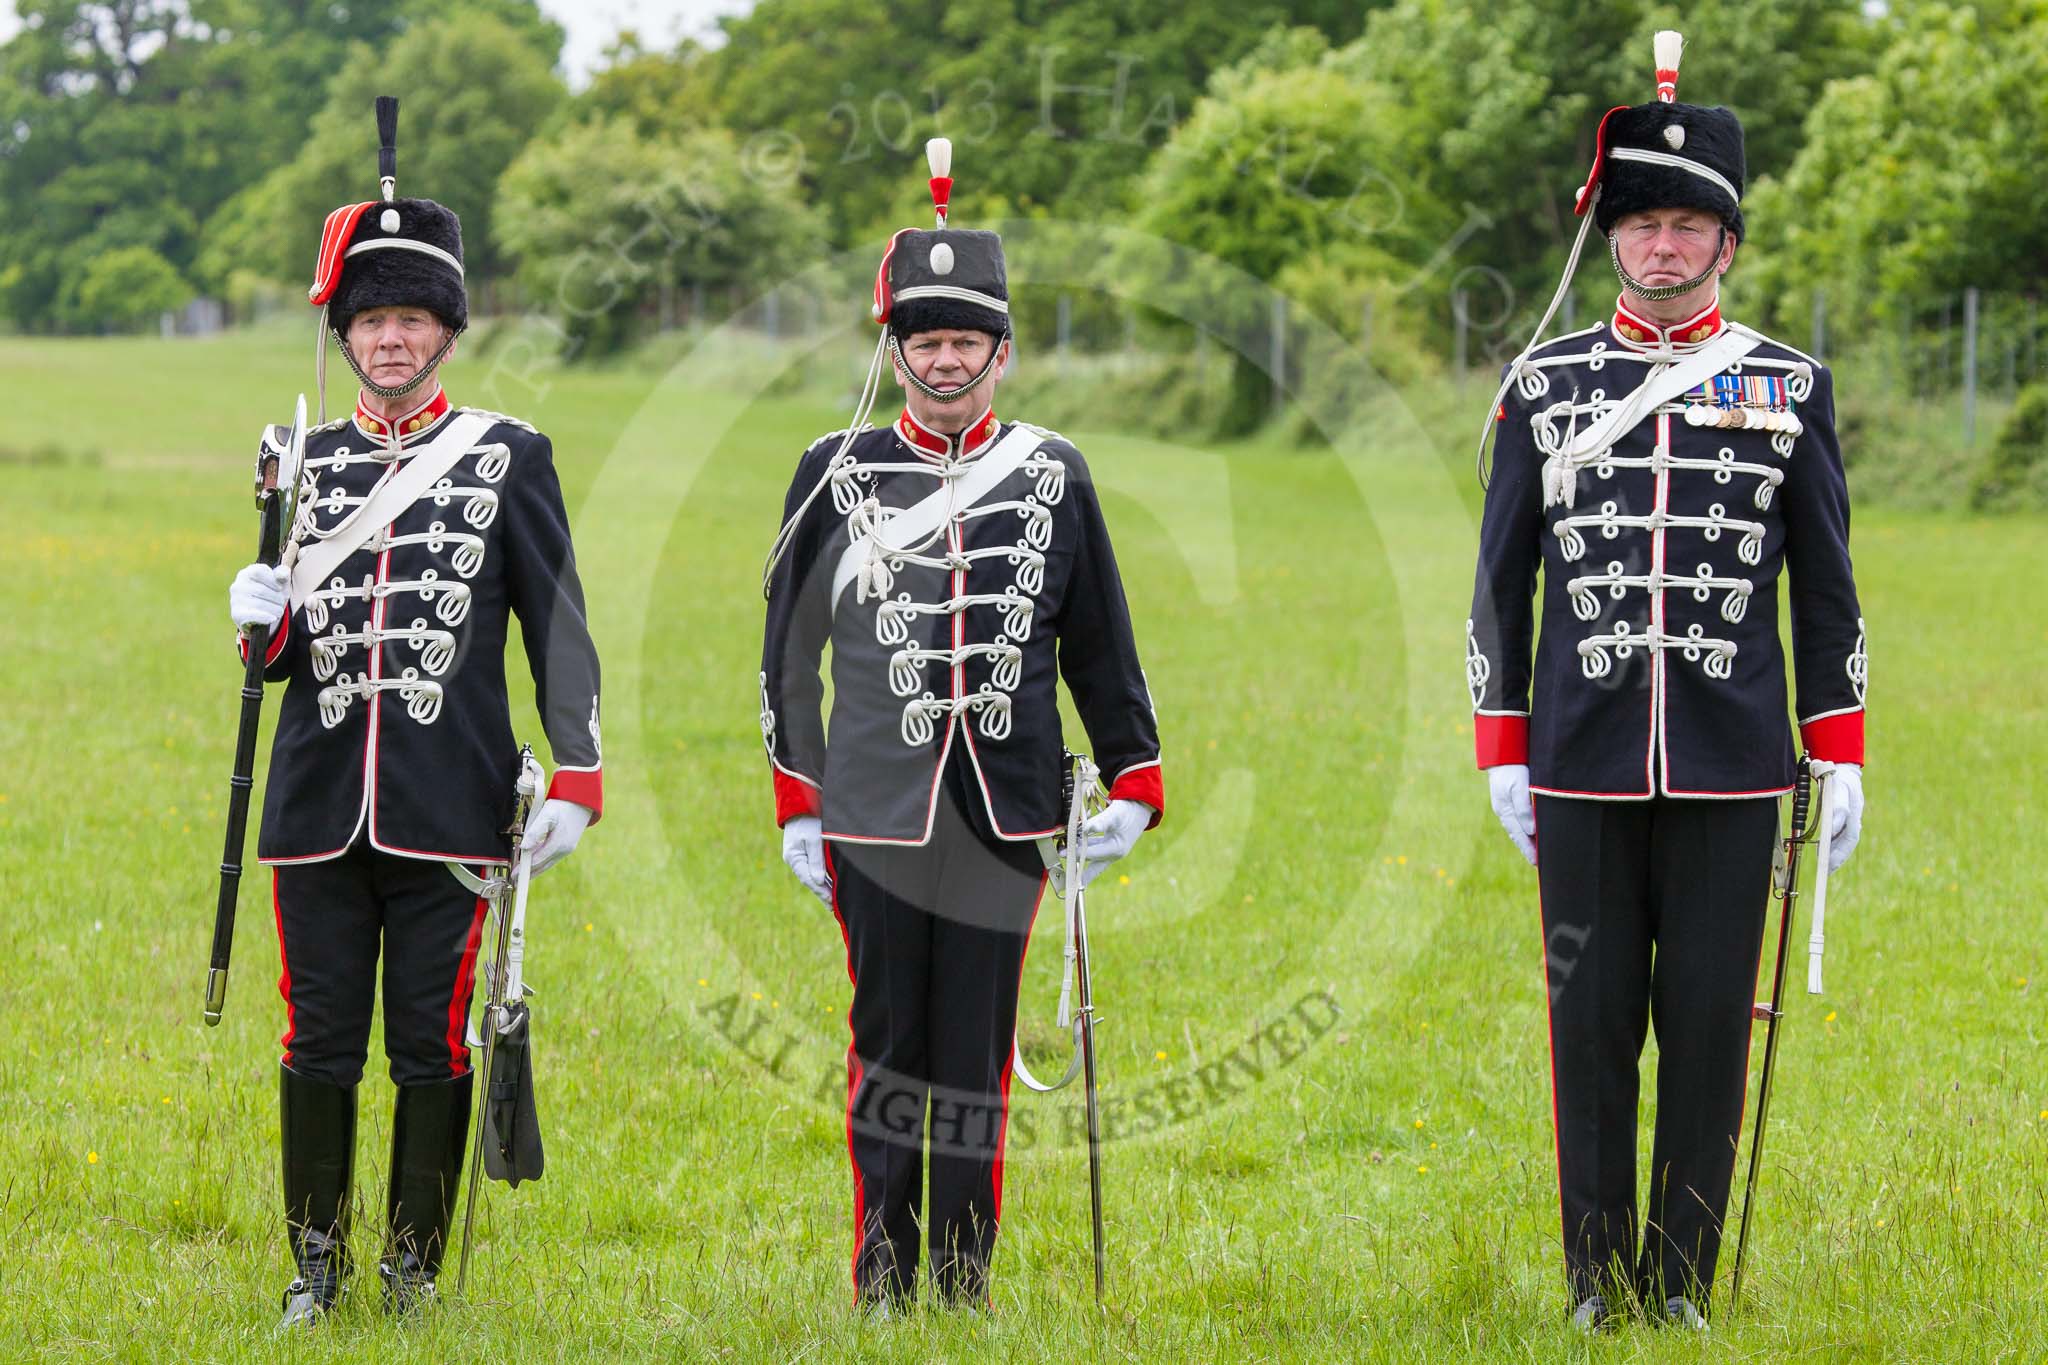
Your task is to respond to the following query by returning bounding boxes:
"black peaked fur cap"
[888,228,1009,339]
[1594,103,1747,242]
[328,197,468,333]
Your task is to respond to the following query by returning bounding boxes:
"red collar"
[1610,296,1724,352]
[353,385,451,444]
[895,406,1000,462]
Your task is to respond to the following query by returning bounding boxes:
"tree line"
[4,0,2042,388]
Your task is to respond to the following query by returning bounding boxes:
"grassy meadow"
[0,323,2043,1362]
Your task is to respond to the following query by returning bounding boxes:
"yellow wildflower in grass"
[1416,1165,1429,1174]
[1396,855,1408,866]
[1155,1051,1167,1061]
[1118,874,1130,886]
[87,1152,99,1165]
[1826,1011,1838,1023]
[1413,1119,1424,1129]
[697,978,708,987]
[750,991,763,1001]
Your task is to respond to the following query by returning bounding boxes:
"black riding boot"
[277,1065,357,1331]
[379,1072,473,1314]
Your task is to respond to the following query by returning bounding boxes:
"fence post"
[1453,289,1469,390]
[1963,286,1979,447]
[1057,293,1072,367]
[1563,292,1577,333]
[2030,296,2039,383]
[1810,291,1826,362]
[1270,293,1288,410]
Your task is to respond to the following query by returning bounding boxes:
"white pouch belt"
[829,424,1046,616]
[289,411,494,605]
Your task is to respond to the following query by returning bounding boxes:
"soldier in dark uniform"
[224,98,603,1327]
[1465,35,1868,1330]
[759,141,1163,1311]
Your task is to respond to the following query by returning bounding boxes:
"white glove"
[229,562,289,632]
[1825,763,1863,873]
[1078,799,1154,888]
[522,799,592,876]
[782,815,833,907]
[1488,764,1537,866]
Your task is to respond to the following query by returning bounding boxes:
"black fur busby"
[1593,102,1747,242]
[885,228,1009,340]
[327,197,469,333]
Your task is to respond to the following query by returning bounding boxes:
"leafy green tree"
[494,118,829,354]
[1738,2,2048,335]
[70,243,193,330]
[704,0,1372,241]
[234,14,565,295]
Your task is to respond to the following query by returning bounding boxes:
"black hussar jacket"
[247,388,604,864]
[760,406,1164,843]
[1467,298,1867,798]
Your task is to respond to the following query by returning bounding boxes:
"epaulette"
[1725,321,1822,370]
[804,423,873,456]
[458,407,540,434]
[1013,420,1074,448]
[1526,322,1608,360]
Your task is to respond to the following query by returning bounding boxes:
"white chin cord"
[761,327,892,598]
[1474,191,1601,488]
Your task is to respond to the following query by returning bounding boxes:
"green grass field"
[1,326,2043,1362]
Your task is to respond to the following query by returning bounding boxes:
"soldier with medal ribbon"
[1464,33,1869,1330]
[223,96,604,1328]
[759,140,1164,1312]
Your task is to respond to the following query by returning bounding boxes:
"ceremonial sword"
[1730,756,1837,1305]
[204,396,306,1026]
[1012,750,1108,1303]
[457,747,547,1294]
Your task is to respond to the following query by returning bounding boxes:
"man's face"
[346,306,450,389]
[1611,207,1735,290]
[895,328,1006,420]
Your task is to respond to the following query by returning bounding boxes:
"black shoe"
[1570,1293,1613,1332]
[379,1072,473,1314]
[276,1066,356,1332]
[1654,1296,1710,1331]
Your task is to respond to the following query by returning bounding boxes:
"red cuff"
[1474,713,1529,768]
[1107,765,1164,829]
[548,767,603,822]
[237,613,291,667]
[1799,710,1864,766]
[773,768,823,826]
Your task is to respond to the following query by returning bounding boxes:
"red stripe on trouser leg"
[443,896,490,1078]
[826,841,867,1297]
[273,871,296,1067]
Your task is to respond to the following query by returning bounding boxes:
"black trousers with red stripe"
[1534,794,1778,1308]
[272,840,489,1088]
[824,751,1048,1303]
